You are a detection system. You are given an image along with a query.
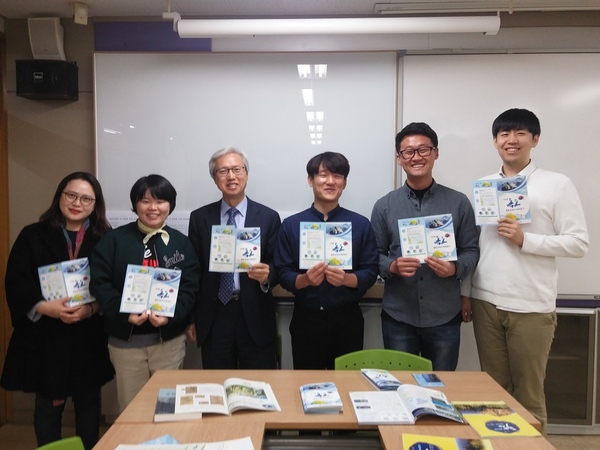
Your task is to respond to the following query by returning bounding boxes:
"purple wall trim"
[94,22,211,52]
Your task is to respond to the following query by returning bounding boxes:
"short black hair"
[306,152,350,179]
[395,122,438,153]
[130,174,177,214]
[492,108,541,137]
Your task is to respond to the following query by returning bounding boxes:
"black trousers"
[290,303,364,370]
[201,296,277,369]
[34,389,100,450]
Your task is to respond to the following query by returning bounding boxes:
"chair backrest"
[36,436,85,450]
[334,349,433,371]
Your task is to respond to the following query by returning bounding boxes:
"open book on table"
[350,384,465,425]
[452,401,541,438]
[153,388,204,423]
[174,378,281,416]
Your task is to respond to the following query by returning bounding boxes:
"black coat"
[1,222,114,398]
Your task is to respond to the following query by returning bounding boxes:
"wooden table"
[94,369,555,449]
[115,369,540,430]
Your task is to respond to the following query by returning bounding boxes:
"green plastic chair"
[334,349,433,371]
[36,436,85,450]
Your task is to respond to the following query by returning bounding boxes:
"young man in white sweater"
[466,108,589,432]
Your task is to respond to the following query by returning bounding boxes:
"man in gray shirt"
[371,122,479,370]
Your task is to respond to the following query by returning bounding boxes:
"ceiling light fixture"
[165,16,501,38]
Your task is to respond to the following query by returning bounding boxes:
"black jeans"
[290,303,364,370]
[34,389,101,450]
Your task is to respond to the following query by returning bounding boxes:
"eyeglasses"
[398,146,436,160]
[215,166,246,177]
[62,191,95,206]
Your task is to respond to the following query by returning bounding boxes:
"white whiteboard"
[94,52,397,220]
[402,53,599,296]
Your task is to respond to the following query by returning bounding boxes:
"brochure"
[413,373,445,387]
[402,433,493,450]
[153,388,202,423]
[114,436,254,450]
[360,368,402,391]
[453,401,541,438]
[398,214,457,263]
[38,257,95,306]
[209,225,261,272]
[299,382,343,414]
[350,384,465,425]
[119,264,181,317]
[174,378,281,416]
[472,175,531,225]
[299,221,352,269]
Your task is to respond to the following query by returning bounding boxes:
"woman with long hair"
[1,172,115,449]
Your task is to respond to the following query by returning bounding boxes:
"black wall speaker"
[16,60,79,101]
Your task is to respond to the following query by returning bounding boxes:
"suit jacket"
[188,197,281,348]
[1,222,114,397]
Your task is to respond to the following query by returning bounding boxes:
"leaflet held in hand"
[120,264,181,317]
[398,214,457,263]
[472,175,531,225]
[38,257,94,306]
[209,225,261,272]
[299,222,352,269]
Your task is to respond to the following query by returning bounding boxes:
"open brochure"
[398,214,457,263]
[153,388,202,422]
[114,436,255,450]
[209,225,261,272]
[360,368,402,391]
[472,175,531,225]
[299,382,343,414]
[174,378,281,416]
[350,384,465,425]
[119,264,181,317]
[38,257,95,306]
[402,433,493,450]
[453,401,541,438]
[299,221,352,269]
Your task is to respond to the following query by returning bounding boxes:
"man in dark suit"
[187,146,281,369]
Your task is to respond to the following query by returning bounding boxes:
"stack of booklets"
[360,368,402,391]
[299,382,343,414]
[350,384,465,425]
[453,401,541,438]
[154,378,280,422]
[402,433,493,450]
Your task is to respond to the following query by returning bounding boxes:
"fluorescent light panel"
[177,16,501,37]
